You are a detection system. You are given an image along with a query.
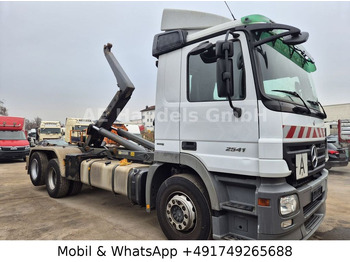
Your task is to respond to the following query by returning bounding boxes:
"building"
[324,103,350,136]
[140,105,155,131]
[324,103,350,122]
[128,119,143,125]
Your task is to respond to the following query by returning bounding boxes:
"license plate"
[312,186,322,201]
[295,153,308,180]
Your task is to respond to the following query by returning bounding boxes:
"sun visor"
[161,9,231,31]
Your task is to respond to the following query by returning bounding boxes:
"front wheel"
[156,174,212,240]
[45,158,70,198]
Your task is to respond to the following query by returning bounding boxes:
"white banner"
[0,240,348,262]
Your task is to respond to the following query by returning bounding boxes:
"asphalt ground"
[0,159,349,240]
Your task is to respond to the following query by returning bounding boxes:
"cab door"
[179,32,260,176]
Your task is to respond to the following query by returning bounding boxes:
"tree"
[0,100,8,116]
[33,117,41,129]
[25,117,42,130]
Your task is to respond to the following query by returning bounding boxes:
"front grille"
[284,140,326,187]
[303,193,324,218]
[304,214,323,234]
[1,146,25,151]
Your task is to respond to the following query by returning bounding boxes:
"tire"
[156,174,212,240]
[68,181,83,196]
[29,152,48,186]
[45,158,70,198]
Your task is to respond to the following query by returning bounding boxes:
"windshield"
[39,139,69,146]
[0,131,26,140]
[327,143,339,150]
[40,128,61,134]
[256,37,321,112]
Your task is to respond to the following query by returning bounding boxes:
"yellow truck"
[38,121,62,141]
[65,118,93,144]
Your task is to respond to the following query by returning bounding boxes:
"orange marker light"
[258,198,270,207]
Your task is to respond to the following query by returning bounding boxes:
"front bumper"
[257,169,328,239]
[0,149,30,160]
[212,169,328,240]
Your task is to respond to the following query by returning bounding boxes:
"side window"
[188,40,245,102]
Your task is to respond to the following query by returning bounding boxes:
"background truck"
[0,116,30,161]
[28,128,37,147]
[38,121,62,141]
[27,9,328,240]
[65,118,94,144]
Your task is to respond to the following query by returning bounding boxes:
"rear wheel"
[29,152,48,186]
[156,174,212,240]
[45,158,70,198]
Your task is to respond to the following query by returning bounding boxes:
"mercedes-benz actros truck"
[27,9,328,240]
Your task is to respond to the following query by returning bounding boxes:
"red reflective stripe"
[298,126,305,138]
[284,126,326,139]
[286,126,297,138]
[317,128,321,137]
[306,127,312,138]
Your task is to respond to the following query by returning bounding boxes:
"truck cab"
[65,118,93,144]
[151,10,327,239]
[0,116,30,161]
[38,121,62,141]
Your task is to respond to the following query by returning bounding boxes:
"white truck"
[38,121,62,141]
[65,118,94,144]
[27,9,328,240]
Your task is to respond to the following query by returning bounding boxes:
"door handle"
[182,141,197,151]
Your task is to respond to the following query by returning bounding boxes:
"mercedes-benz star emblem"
[311,145,318,168]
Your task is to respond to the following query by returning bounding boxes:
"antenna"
[224,1,236,21]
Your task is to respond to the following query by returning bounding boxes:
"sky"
[1,1,350,124]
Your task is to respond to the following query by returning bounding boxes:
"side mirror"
[216,40,234,97]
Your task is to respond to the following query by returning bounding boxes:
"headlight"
[0,147,2,151]
[25,146,30,150]
[280,194,299,216]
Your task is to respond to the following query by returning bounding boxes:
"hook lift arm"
[85,43,137,148]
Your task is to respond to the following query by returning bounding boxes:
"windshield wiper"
[272,89,311,114]
[307,100,327,119]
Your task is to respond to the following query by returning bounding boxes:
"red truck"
[0,116,30,161]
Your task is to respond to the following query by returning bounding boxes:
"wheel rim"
[166,192,196,232]
[30,159,39,180]
[48,167,57,190]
